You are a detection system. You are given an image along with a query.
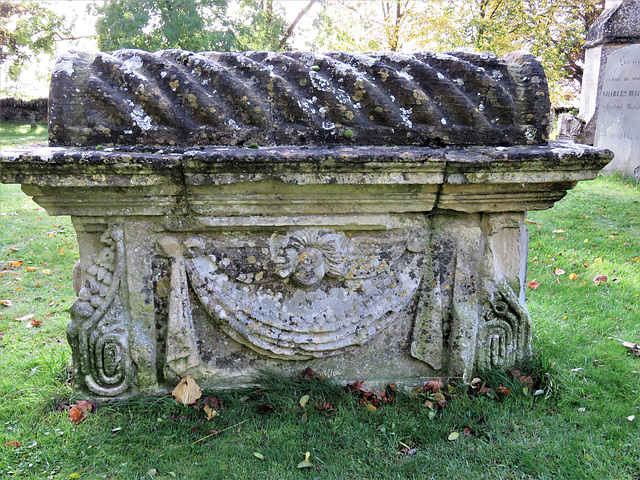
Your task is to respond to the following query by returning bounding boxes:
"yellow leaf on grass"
[299,394,310,408]
[204,405,218,420]
[297,452,313,468]
[594,258,603,264]
[172,375,202,405]
[42,269,51,274]
[253,452,265,460]
[365,403,377,412]
[448,432,459,441]
[26,267,37,272]
[569,273,578,280]
[69,473,81,479]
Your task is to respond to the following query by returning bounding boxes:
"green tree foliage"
[0,1,73,80]
[311,0,605,106]
[93,0,238,52]
[94,0,318,53]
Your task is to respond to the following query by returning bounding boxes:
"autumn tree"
[0,1,73,80]
[311,0,426,52]
[310,0,605,105]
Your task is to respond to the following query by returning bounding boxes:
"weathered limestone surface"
[0,49,613,399]
[0,142,612,398]
[49,50,551,148]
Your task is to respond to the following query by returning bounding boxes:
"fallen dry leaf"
[69,405,86,424]
[25,267,37,272]
[569,273,578,280]
[8,261,23,269]
[497,385,511,396]
[554,268,565,275]
[15,313,35,322]
[448,432,459,441]
[172,375,202,405]
[203,405,218,420]
[0,332,5,340]
[594,257,603,264]
[297,451,313,469]
[4,441,21,447]
[0,300,12,307]
[594,275,608,285]
[526,280,540,290]
[616,339,640,357]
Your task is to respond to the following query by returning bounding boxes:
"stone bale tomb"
[0,50,612,399]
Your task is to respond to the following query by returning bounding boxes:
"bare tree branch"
[277,0,318,51]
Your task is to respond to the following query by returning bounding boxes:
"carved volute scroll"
[67,225,133,397]
[49,49,550,148]
[476,281,532,370]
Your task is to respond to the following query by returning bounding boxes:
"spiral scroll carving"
[50,49,550,147]
[67,226,133,397]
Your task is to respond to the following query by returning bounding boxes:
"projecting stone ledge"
[0,142,612,399]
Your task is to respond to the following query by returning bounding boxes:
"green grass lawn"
[0,120,48,148]
[1,125,639,478]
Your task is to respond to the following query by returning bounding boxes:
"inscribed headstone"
[594,45,640,178]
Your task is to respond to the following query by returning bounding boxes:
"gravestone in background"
[578,0,640,178]
[594,45,640,177]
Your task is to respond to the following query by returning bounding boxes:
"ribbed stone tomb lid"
[49,50,551,148]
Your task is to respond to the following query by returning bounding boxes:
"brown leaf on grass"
[497,385,511,396]
[172,375,202,405]
[526,280,540,290]
[0,300,12,307]
[346,380,366,393]
[0,332,4,340]
[509,370,535,390]
[479,385,495,396]
[315,402,334,413]
[69,405,86,424]
[8,261,23,269]
[258,404,275,414]
[616,339,640,357]
[463,427,473,436]
[554,268,565,275]
[301,367,316,379]
[203,397,223,409]
[594,275,608,285]
[3,441,21,447]
[422,378,444,393]
[434,392,447,408]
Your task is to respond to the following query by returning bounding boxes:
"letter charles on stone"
[0,50,612,399]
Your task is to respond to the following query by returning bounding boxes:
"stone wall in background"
[0,98,48,122]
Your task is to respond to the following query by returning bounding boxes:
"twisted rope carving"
[50,49,550,147]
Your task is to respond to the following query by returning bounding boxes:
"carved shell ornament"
[274,229,348,287]
[165,228,427,359]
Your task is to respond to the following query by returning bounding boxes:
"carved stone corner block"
[67,224,135,397]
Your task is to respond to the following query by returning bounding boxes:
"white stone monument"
[579,0,640,178]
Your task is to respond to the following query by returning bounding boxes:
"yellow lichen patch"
[378,68,389,81]
[344,111,354,121]
[209,107,217,113]
[241,95,248,102]
[352,90,364,102]
[375,106,383,113]
[247,255,257,264]
[169,80,180,91]
[186,94,198,108]
[254,272,264,282]
[254,106,262,113]
[413,89,429,104]
[370,115,375,121]
[299,78,308,87]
